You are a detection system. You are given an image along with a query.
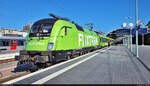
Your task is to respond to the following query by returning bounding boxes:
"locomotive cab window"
[30,23,53,33]
[29,19,56,37]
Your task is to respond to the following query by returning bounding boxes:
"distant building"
[23,24,32,32]
[0,29,20,36]
[0,28,27,37]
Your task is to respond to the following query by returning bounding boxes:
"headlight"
[48,43,53,50]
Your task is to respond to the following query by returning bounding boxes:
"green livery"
[16,16,113,71]
[25,19,99,51]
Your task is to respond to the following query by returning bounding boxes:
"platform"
[3,46,150,84]
[132,45,150,70]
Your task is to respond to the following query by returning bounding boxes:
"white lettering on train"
[28,42,45,46]
[78,33,98,47]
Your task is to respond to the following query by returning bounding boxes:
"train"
[15,14,113,71]
[0,36,25,51]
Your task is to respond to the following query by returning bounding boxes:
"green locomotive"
[16,14,113,70]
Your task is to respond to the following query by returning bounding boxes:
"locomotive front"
[26,18,56,51]
[15,18,58,70]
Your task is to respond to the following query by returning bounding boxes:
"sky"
[0,0,150,34]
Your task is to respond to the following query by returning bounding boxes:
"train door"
[10,39,17,50]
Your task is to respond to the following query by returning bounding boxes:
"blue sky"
[0,0,150,33]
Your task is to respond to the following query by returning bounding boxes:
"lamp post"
[135,28,139,57]
[122,23,128,48]
[129,23,133,52]
[135,0,139,57]
[122,22,130,48]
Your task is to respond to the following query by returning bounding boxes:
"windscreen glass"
[29,23,54,37]
[29,18,57,37]
[31,23,53,33]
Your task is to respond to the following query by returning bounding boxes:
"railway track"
[0,72,30,84]
[0,58,15,64]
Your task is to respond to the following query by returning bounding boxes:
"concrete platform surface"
[132,45,150,70]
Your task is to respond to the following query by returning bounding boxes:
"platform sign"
[115,29,130,35]
[132,28,147,34]
[115,28,148,35]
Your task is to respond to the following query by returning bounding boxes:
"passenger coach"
[0,36,25,51]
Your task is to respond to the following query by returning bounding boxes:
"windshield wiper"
[38,24,44,40]
[40,24,44,39]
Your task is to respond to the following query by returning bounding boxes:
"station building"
[0,28,27,47]
[23,24,32,32]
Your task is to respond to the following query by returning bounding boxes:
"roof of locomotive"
[33,18,58,25]
[32,18,99,36]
